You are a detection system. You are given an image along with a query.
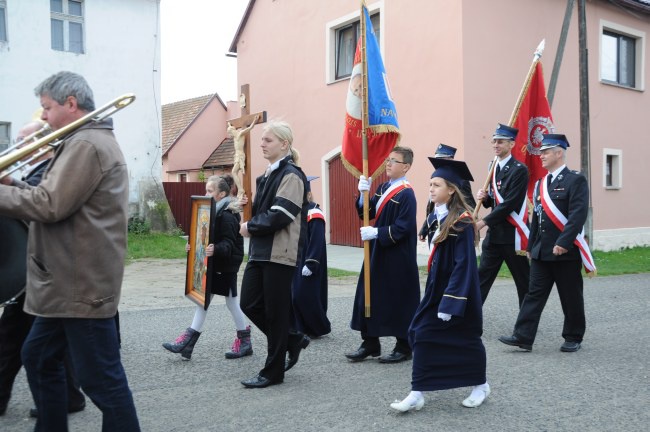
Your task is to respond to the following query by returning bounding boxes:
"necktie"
[547,174,552,188]
[495,164,501,176]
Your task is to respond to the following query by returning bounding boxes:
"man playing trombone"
[0,71,140,430]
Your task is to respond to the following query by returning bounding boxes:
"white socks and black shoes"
[390,391,424,412]
[462,382,490,408]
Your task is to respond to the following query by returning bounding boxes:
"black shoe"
[560,341,581,352]
[344,346,381,362]
[241,374,282,389]
[285,334,310,372]
[378,351,412,363]
[30,401,86,418]
[498,335,533,351]
[0,401,7,416]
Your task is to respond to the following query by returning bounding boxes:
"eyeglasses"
[385,158,408,165]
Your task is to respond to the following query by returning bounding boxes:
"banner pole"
[360,1,372,318]
[473,40,545,219]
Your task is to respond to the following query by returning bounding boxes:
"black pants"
[479,242,530,306]
[513,259,586,345]
[0,294,85,409]
[240,261,300,383]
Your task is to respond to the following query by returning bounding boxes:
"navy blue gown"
[409,217,486,391]
[291,203,331,337]
[351,181,421,339]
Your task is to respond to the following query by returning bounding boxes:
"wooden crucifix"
[226,84,267,221]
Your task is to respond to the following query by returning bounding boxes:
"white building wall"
[0,0,164,223]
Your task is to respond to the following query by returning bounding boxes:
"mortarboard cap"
[428,157,474,187]
[305,175,319,192]
[434,143,457,159]
[540,134,570,151]
[492,123,518,141]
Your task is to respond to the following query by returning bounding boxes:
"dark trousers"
[361,334,411,355]
[0,294,85,410]
[240,261,298,383]
[21,316,140,432]
[513,259,586,345]
[479,242,530,306]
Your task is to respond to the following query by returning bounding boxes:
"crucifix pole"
[227,84,267,221]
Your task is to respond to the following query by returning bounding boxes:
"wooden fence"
[162,182,206,235]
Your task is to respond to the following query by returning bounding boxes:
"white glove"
[301,265,312,277]
[357,175,372,193]
[438,312,452,321]
[360,226,378,241]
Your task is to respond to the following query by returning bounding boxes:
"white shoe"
[462,384,491,408]
[390,394,425,412]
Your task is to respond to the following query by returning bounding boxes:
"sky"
[160,0,249,105]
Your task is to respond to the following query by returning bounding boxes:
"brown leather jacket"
[0,120,128,318]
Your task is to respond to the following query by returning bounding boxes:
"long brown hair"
[433,181,478,246]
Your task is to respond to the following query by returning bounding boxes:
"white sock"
[225,293,248,331]
[403,391,423,404]
[468,382,490,400]
[190,294,214,331]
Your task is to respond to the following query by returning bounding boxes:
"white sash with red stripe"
[539,175,596,274]
[307,207,326,222]
[375,180,411,220]
[492,168,529,251]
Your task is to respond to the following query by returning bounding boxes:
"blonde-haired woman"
[238,121,310,388]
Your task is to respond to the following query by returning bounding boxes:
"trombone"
[0,94,136,180]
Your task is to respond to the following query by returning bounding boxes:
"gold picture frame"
[185,196,214,309]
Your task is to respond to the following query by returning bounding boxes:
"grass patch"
[127,233,187,261]
[492,247,650,277]
[130,233,649,278]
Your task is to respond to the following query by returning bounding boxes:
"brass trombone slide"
[0,93,136,179]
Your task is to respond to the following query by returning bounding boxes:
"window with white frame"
[0,122,11,153]
[178,173,187,183]
[603,148,622,189]
[0,0,7,42]
[600,21,645,90]
[333,13,380,81]
[51,0,84,54]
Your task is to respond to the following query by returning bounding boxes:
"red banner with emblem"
[511,62,555,200]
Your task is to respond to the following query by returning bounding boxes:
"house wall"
[232,0,649,250]
[0,0,162,220]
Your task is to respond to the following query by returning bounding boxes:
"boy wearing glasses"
[345,147,421,364]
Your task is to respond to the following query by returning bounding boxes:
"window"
[333,13,380,80]
[0,122,10,153]
[603,148,622,189]
[600,21,645,90]
[0,1,7,42]
[178,173,187,183]
[51,0,84,54]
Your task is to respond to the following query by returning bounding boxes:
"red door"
[328,154,388,246]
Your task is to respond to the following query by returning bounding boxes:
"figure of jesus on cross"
[226,84,267,221]
[228,114,259,202]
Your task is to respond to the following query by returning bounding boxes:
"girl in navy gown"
[390,158,490,412]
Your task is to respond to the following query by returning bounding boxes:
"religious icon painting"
[185,195,215,309]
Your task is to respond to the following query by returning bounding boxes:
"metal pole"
[577,0,593,247]
[548,0,575,107]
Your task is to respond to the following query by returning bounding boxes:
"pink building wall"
[231,0,650,250]
[163,100,229,182]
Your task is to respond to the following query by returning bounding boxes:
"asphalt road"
[1,260,648,432]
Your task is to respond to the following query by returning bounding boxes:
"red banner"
[512,62,555,199]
